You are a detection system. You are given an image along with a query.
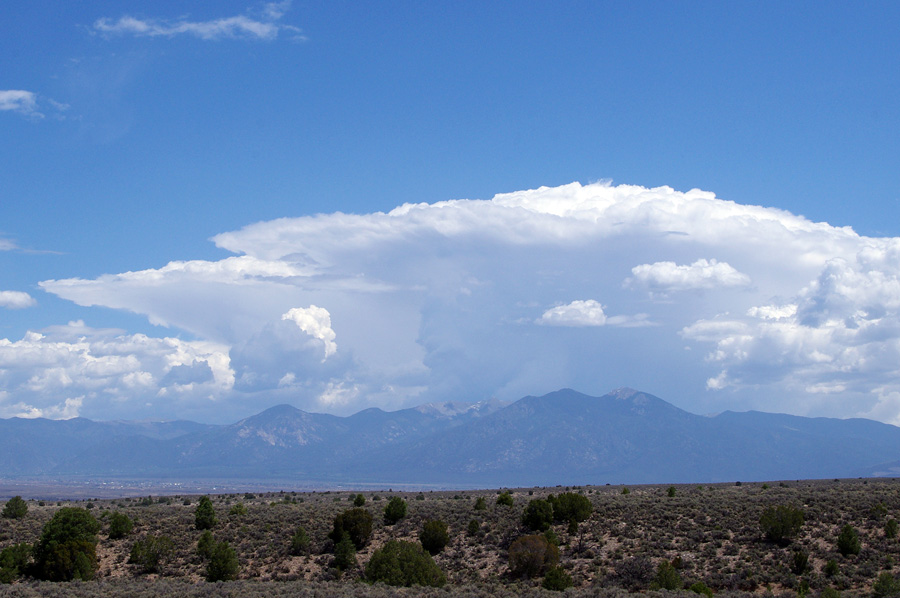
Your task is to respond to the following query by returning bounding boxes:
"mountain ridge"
[1,388,898,486]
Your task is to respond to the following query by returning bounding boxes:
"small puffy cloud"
[0,90,68,120]
[33,181,900,424]
[94,2,303,41]
[537,301,653,328]
[538,300,607,326]
[0,90,38,115]
[0,291,36,309]
[627,258,751,293]
[7,397,83,420]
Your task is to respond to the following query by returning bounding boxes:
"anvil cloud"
[14,181,900,424]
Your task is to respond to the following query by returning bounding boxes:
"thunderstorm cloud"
[10,181,899,424]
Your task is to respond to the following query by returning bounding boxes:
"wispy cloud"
[0,90,69,120]
[93,2,303,41]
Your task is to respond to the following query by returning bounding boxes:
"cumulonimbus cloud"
[24,181,900,424]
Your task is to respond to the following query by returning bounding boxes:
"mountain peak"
[250,404,304,419]
[414,398,509,418]
[610,387,642,400]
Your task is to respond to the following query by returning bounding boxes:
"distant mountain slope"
[364,388,900,485]
[1,389,898,486]
[0,417,213,475]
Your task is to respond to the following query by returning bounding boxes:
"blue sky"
[2,1,900,424]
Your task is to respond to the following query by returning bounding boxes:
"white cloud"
[681,239,900,419]
[0,291,36,309]
[627,258,751,293]
[29,181,900,424]
[538,300,607,326]
[536,301,652,328]
[0,322,232,421]
[0,90,68,120]
[93,2,303,41]
[282,305,337,359]
[7,397,84,420]
[0,90,40,117]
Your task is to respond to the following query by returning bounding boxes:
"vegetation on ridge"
[0,478,899,597]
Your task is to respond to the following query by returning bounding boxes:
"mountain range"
[2,388,899,488]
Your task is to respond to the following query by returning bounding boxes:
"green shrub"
[0,544,31,584]
[549,492,592,523]
[496,491,514,506]
[791,550,810,575]
[467,519,480,536]
[824,559,839,577]
[614,555,654,591]
[195,496,217,530]
[289,526,310,556]
[873,572,900,598]
[333,533,356,571]
[365,540,446,587]
[197,530,215,559]
[108,512,133,540]
[473,497,487,511]
[667,486,677,497]
[871,502,889,520]
[759,504,804,544]
[128,535,174,574]
[837,524,861,556]
[229,503,247,517]
[651,559,683,590]
[522,499,554,532]
[1,496,27,520]
[886,518,898,540]
[542,565,573,591]
[206,541,238,582]
[32,507,100,581]
[821,588,841,598]
[508,534,559,579]
[419,519,450,555]
[353,493,366,507]
[330,508,373,549]
[689,581,714,597]
[384,497,408,525]
[543,528,560,547]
